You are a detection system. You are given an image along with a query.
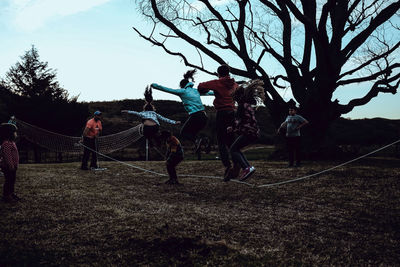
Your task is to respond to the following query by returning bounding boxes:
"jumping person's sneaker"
[239,166,256,181]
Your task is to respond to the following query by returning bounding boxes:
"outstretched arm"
[197,80,218,94]
[155,113,179,125]
[151,83,185,96]
[200,90,214,96]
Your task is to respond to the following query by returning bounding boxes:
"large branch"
[299,0,316,73]
[148,0,229,68]
[196,17,231,49]
[330,1,348,54]
[339,41,400,79]
[338,63,400,86]
[341,1,400,62]
[132,26,215,76]
[338,73,400,114]
[198,0,239,53]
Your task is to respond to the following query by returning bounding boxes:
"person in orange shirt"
[160,130,184,185]
[80,111,103,170]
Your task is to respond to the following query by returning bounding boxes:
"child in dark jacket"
[0,123,20,203]
[160,130,184,185]
[225,80,265,182]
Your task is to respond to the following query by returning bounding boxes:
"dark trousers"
[287,136,301,165]
[166,154,183,180]
[216,110,235,167]
[2,169,17,197]
[81,137,98,168]
[230,135,256,169]
[143,124,160,146]
[180,111,208,142]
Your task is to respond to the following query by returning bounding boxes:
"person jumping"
[226,80,265,181]
[151,70,213,151]
[121,86,180,145]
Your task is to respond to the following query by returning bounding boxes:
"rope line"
[16,118,399,187]
[79,139,400,188]
[80,139,400,188]
[257,139,400,188]
[78,142,253,185]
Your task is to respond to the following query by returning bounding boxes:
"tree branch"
[132,26,215,75]
[342,1,400,62]
[338,63,400,86]
[339,41,400,79]
[338,72,400,114]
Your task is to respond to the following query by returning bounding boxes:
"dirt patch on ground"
[1,158,399,265]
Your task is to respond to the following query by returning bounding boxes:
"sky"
[0,0,399,120]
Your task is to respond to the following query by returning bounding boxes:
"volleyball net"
[15,119,143,154]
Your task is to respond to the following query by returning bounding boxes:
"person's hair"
[217,64,230,77]
[0,123,17,142]
[232,79,265,105]
[143,86,155,111]
[179,69,197,88]
[160,130,172,139]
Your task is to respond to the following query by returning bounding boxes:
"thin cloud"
[9,0,113,31]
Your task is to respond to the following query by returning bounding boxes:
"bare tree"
[133,0,400,145]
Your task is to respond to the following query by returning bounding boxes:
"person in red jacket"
[0,123,20,203]
[197,65,238,178]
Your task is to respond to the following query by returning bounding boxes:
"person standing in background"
[277,106,309,167]
[0,123,20,203]
[81,110,103,170]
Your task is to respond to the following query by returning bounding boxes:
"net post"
[146,138,149,161]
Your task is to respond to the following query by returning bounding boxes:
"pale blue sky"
[0,0,399,119]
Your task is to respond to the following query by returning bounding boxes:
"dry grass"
[1,158,399,266]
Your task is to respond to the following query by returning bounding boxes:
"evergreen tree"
[3,45,69,101]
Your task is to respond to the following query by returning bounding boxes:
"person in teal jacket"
[151,70,213,145]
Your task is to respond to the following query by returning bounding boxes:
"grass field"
[1,157,399,266]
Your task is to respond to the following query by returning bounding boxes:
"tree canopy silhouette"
[133,0,400,146]
[0,46,88,136]
[2,45,72,101]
